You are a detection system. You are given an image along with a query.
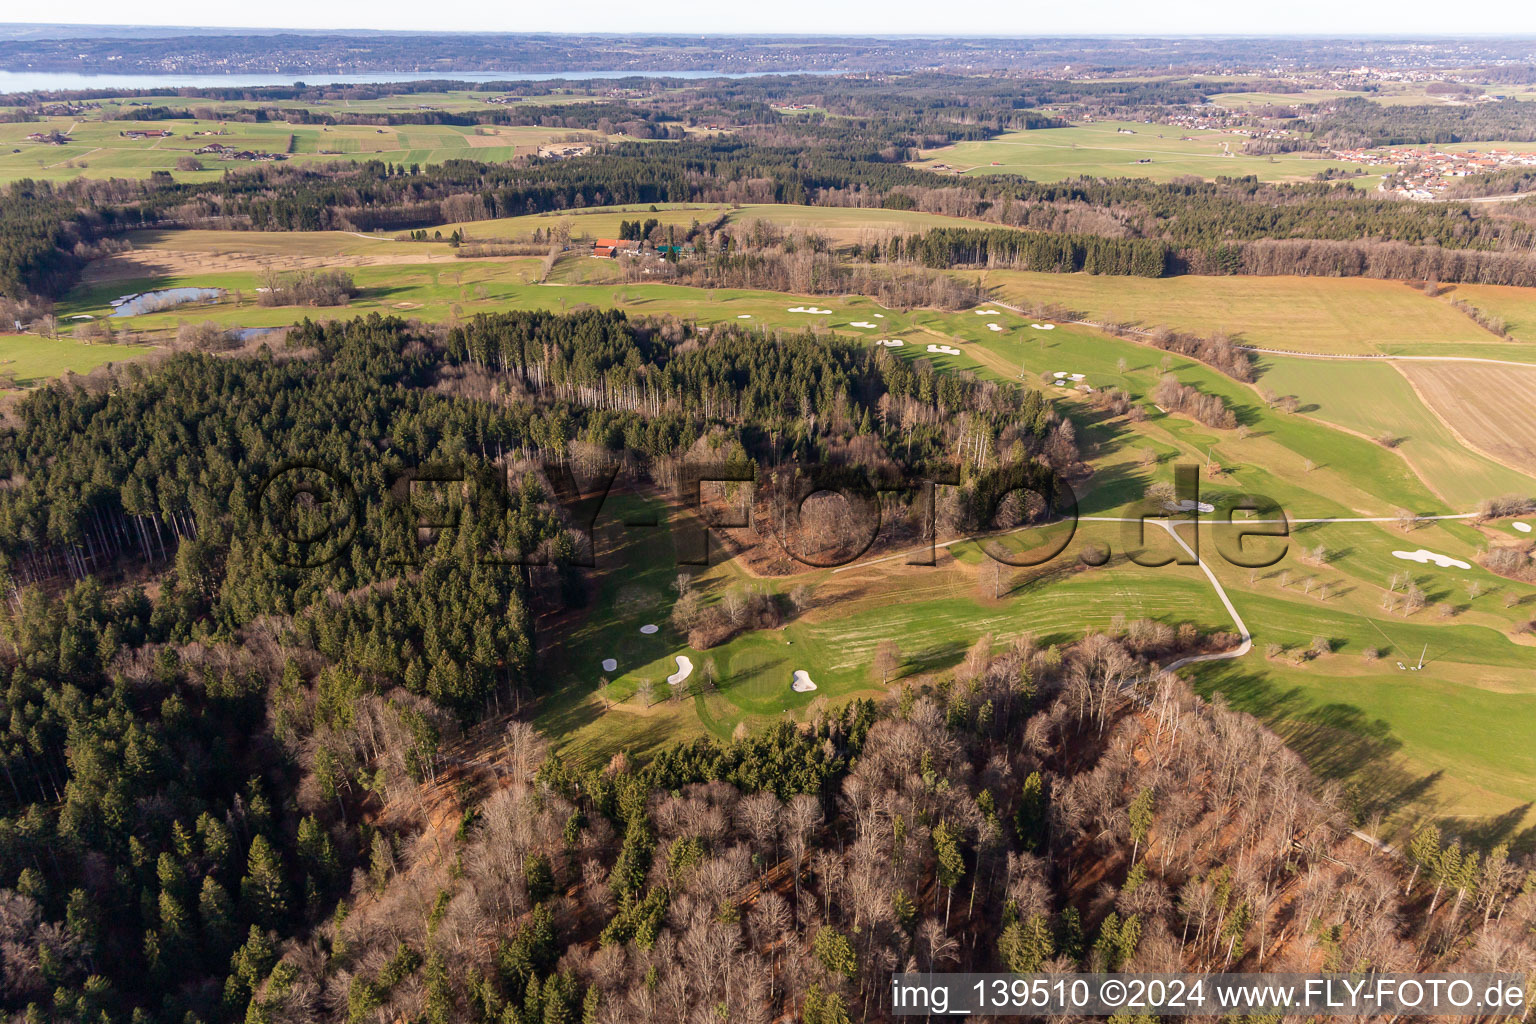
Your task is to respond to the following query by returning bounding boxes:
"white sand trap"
[791,669,818,692]
[926,344,961,355]
[849,321,877,329]
[987,323,1003,332]
[875,338,905,347]
[788,306,832,315]
[974,309,1001,316]
[639,623,659,635]
[1164,499,1216,514]
[667,655,694,686]
[1514,522,1532,533]
[1052,380,1066,386]
[1052,372,1087,381]
[736,314,752,318]
[69,314,94,320]
[601,658,618,672]
[873,313,885,318]
[1392,548,1471,569]
[1031,323,1056,330]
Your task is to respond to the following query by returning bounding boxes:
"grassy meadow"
[909,120,1395,185]
[0,115,605,184]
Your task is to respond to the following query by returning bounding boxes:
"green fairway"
[0,332,155,386]
[910,120,1395,184]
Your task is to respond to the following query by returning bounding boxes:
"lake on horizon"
[0,69,842,92]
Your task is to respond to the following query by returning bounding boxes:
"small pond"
[110,287,225,317]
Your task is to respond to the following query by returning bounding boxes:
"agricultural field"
[1443,282,1536,342]
[1395,360,1536,477]
[1253,355,1536,501]
[909,120,1396,184]
[978,269,1521,356]
[0,115,606,183]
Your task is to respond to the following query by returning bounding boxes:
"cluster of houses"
[194,143,288,162]
[1333,146,1536,198]
[24,130,69,145]
[120,129,175,140]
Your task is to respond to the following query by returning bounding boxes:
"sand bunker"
[791,669,818,692]
[1514,522,1532,534]
[875,339,906,347]
[639,623,659,635]
[974,309,1001,316]
[926,344,961,355]
[849,321,877,329]
[1164,499,1216,514]
[986,323,1003,332]
[1052,372,1086,381]
[601,658,618,672]
[1031,324,1056,330]
[873,313,885,318]
[667,655,694,686]
[736,314,752,318]
[1392,548,1471,569]
[788,306,833,315]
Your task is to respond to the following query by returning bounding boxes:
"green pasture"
[909,120,1395,184]
[0,115,604,183]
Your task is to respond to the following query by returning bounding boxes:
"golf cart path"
[833,511,1479,673]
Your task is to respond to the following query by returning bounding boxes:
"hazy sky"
[9,0,1536,36]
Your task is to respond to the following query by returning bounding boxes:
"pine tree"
[240,835,289,928]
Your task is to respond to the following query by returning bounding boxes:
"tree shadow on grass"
[1192,663,1446,828]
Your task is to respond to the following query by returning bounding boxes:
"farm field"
[1395,360,1536,477]
[978,270,1513,355]
[1444,282,1536,342]
[909,120,1395,184]
[0,332,155,386]
[0,115,605,183]
[1252,355,1536,501]
[430,201,995,245]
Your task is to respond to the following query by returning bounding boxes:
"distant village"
[1333,146,1536,199]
